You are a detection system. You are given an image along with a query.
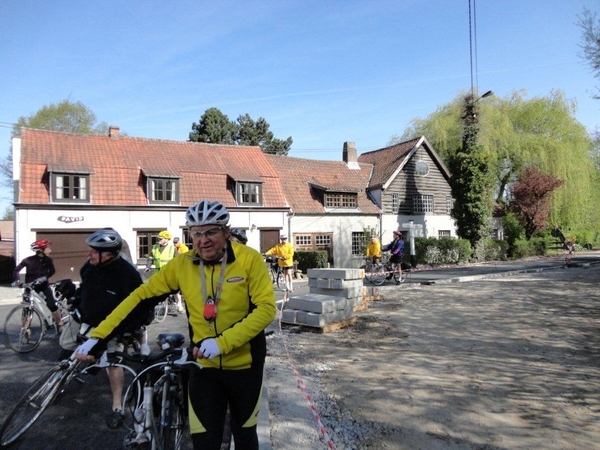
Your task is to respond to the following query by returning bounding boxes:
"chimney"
[343,142,357,163]
[109,126,120,137]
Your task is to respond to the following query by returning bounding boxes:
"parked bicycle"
[0,332,140,447]
[115,332,203,450]
[365,253,407,286]
[3,279,72,353]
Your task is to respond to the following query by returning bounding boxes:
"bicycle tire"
[393,268,407,284]
[370,265,387,286]
[0,365,68,446]
[276,269,285,289]
[364,263,374,283]
[3,304,44,353]
[157,376,186,450]
[154,300,168,323]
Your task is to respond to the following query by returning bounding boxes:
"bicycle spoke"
[0,367,67,446]
[3,305,44,353]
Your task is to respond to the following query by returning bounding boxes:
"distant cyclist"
[230,228,248,245]
[173,236,189,254]
[382,230,405,280]
[366,235,382,264]
[12,239,62,332]
[264,234,295,291]
[145,230,175,272]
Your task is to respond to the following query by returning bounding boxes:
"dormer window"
[237,182,262,205]
[51,173,90,203]
[148,177,179,204]
[325,193,357,208]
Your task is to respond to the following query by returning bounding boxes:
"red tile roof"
[266,154,380,214]
[18,128,287,208]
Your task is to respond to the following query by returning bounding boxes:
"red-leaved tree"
[509,165,565,239]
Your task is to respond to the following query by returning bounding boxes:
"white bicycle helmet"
[185,200,230,227]
[86,228,123,253]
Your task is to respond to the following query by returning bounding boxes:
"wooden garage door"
[36,232,91,282]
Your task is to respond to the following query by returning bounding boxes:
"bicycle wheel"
[154,300,168,323]
[276,269,285,289]
[370,264,387,286]
[0,365,69,446]
[364,263,374,283]
[393,266,407,284]
[157,377,185,450]
[3,304,44,353]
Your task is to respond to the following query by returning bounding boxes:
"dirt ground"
[266,265,600,449]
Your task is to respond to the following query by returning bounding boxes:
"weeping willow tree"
[395,90,599,231]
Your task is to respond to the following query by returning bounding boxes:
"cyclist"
[366,235,382,264]
[173,236,189,254]
[382,230,405,281]
[230,228,248,245]
[75,200,276,450]
[144,230,175,272]
[70,228,153,429]
[12,239,62,332]
[264,234,295,291]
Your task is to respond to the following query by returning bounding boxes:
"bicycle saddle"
[156,332,185,349]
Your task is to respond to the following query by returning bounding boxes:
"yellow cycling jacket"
[264,242,294,267]
[91,242,276,370]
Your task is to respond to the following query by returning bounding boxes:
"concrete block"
[299,306,355,327]
[286,294,347,313]
[281,309,299,324]
[316,278,364,290]
[307,268,364,280]
[309,285,366,299]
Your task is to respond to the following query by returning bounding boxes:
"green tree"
[509,165,565,240]
[189,107,237,144]
[189,108,293,155]
[1,100,109,194]
[398,90,598,231]
[577,7,600,99]
[448,94,495,250]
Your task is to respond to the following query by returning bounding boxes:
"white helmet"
[185,200,230,227]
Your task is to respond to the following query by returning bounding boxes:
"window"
[446,196,453,214]
[415,160,430,176]
[315,235,331,246]
[325,193,357,208]
[149,178,179,204]
[438,230,451,238]
[351,232,365,256]
[391,193,400,213]
[51,173,89,202]
[137,231,161,261]
[412,194,434,213]
[237,182,262,205]
[295,235,312,247]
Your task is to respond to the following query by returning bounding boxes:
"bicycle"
[115,332,202,450]
[264,256,285,288]
[366,254,407,286]
[153,293,184,323]
[3,279,72,353]
[0,332,140,447]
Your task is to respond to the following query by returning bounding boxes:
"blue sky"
[1,1,599,213]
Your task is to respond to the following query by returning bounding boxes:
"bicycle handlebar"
[105,345,200,368]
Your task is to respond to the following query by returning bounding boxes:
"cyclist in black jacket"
[12,239,61,330]
[71,228,152,429]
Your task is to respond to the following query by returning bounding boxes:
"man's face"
[88,248,113,266]
[190,226,229,261]
[158,237,167,245]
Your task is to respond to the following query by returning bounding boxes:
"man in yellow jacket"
[75,200,276,450]
[366,235,382,264]
[144,230,175,272]
[264,234,295,291]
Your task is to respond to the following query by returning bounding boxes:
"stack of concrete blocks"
[281,268,366,330]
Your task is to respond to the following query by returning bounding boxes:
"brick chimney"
[343,142,357,163]
[109,126,120,137]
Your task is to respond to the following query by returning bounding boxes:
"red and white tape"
[277,309,336,449]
